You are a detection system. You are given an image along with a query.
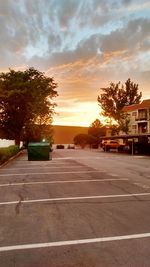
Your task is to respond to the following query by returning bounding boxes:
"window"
[132,111,137,116]
[138,109,147,119]
[132,125,137,129]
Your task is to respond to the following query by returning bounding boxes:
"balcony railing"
[135,116,147,121]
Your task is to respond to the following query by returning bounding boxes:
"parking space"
[0,149,150,266]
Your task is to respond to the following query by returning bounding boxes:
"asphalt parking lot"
[0,148,150,267]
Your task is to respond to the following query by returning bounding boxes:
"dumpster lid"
[28,142,50,147]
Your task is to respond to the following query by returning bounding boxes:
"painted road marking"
[7,162,73,167]
[108,173,119,177]
[0,171,104,177]
[52,157,101,160]
[0,166,85,171]
[0,232,150,252]
[0,192,150,206]
[0,178,128,187]
[133,156,147,159]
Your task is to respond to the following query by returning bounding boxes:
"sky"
[0,0,150,126]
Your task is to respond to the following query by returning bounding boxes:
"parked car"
[56,144,65,149]
[101,140,125,151]
[67,144,75,149]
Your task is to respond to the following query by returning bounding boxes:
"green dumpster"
[28,142,51,161]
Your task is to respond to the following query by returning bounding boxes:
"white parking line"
[0,178,128,187]
[0,166,84,171]
[7,162,72,167]
[0,232,150,252]
[0,192,150,206]
[51,157,75,160]
[53,157,101,160]
[0,170,104,177]
[16,160,70,163]
[110,174,119,177]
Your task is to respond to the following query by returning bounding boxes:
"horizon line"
[52,124,89,128]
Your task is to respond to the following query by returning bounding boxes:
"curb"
[0,150,24,168]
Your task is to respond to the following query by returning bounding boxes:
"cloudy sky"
[0,0,150,126]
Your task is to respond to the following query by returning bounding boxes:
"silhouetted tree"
[0,68,58,145]
[97,78,142,133]
[21,124,54,145]
[74,134,89,148]
[88,119,106,138]
[124,78,142,105]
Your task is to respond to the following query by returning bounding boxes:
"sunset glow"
[0,0,150,127]
[53,101,105,127]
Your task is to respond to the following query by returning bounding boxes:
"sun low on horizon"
[53,101,106,127]
[0,0,150,127]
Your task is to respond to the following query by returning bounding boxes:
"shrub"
[0,145,20,165]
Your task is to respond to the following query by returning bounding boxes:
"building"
[123,99,150,134]
[52,125,88,144]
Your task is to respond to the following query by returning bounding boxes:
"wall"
[52,125,88,144]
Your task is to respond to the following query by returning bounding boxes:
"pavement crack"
[15,193,24,215]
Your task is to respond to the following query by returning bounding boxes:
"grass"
[0,145,20,165]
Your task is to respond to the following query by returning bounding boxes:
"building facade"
[123,99,150,135]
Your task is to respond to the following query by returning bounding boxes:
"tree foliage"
[98,78,142,123]
[21,124,54,145]
[74,120,106,149]
[88,119,106,138]
[73,134,89,148]
[124,79,142,105]
[0,68,58,145]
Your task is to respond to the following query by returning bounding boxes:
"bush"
[0,145,20,165]
[91,144,99,149]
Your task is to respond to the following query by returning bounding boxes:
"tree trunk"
[15,137,20,147]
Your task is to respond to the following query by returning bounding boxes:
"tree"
[87,135,98,148]
[0,68,58,145]
[97,78,142,133]
[21,124,54,145]
[73,134,89,148]
[73,133,101,149]
[88,119,106,138]
[118,117,130,134]
[124,78,142,105]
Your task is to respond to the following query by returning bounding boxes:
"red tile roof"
[123,99,150,112]
[141,99,150,108]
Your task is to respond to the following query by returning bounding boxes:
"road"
[0,148,150,267]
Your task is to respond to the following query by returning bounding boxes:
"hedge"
[0,145,20,165]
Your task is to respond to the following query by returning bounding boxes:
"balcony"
[135,109,148,122]
[135,116,147,122]
[138,122,148,134]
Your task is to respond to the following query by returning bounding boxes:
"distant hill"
[52,125,88,144]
